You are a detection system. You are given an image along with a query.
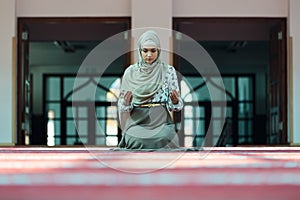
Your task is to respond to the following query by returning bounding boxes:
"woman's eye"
[142,48,157,53]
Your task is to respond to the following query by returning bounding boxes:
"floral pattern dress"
[118,65,183,112]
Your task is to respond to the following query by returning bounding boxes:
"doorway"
[173,18,287,146]
[17,17,131,145]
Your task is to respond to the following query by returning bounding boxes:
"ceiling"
[24,19,130,67]
[25,18,275,67]
[29,40,269,70]
[29,41,99,66]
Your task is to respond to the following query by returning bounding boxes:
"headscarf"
[121,30,168,105]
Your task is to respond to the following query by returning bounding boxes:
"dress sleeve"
[118,90,133,113]
[167,66,183,112]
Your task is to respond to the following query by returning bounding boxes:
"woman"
[118,30,183,149]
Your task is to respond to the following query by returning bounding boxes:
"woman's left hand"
[170,89,179,105]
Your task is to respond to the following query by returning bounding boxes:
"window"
[45,74,121,146]
[180,75,254,147]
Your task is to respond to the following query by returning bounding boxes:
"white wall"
[0,0,15,145]
[16,0,131,17]
[173,0,288,17]
[290,0,300,143]
[131,0,172,64]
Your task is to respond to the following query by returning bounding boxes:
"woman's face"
[141,46,158,64]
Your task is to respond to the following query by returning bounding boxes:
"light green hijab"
[121,30,168,105]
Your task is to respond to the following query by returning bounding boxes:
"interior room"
[19,17,287,147]
[1,1,299,199]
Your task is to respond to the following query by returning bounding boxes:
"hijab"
[121,30,168,105]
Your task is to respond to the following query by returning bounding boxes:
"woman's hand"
[123,91,133,106]
[170,90,179,105]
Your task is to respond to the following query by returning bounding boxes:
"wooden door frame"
[173,17,287,145]
[17,19,30,145]
[268,21,288,144]
[17,17,131,145]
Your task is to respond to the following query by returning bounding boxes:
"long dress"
[118,65,183,149]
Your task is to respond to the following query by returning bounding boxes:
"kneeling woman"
[118,30,183,150]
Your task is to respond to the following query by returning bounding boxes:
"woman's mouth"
[145,58,153,63]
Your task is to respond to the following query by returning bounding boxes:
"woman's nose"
[147,52,152,57]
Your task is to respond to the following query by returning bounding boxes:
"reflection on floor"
[0,147,300,200]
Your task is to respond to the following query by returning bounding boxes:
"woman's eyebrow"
[142,48,157,51]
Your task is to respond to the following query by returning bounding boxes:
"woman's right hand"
[123,91,133,106]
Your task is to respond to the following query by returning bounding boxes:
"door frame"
[17,17,131,145]
[173,17,287,145]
